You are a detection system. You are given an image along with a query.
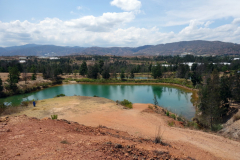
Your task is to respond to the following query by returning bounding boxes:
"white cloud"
[110,0,141,11]
[157,0,240,27]
[65,12,135,32]
[0,17,240,47]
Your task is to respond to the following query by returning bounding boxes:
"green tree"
[219,76,231,116]
[231,72,240,101]
[102,67,110,79]
[151,64,162,79]
[87,63,99,79]
[190,72,202,86]
[31,73,36,80]
[130,70,135,79]
[80,61,88,76]
[73,69,78,77]
[99,60,104,74]
[7,66,20,91]
[120,70,125,80]
[0,78,3,97]
[198,69,221,129]
[31,65,37,80]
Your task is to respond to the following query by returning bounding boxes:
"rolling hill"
[0,40,239,56]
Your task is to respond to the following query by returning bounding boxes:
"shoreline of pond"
[1,83,197,120]
[1,79,198,101]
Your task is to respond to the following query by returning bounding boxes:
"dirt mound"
[0,115,192,160]
[220,110,240,139]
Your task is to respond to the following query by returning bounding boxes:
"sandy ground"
[10,96,240,160]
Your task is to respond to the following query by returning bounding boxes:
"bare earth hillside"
[1,96,240,159]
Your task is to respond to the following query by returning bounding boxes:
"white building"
[234,58,240,60]
[50,57,60,60]
[19,60,26,63]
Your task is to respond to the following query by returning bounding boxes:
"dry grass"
[233,113,240,122]
[154,126,164,144]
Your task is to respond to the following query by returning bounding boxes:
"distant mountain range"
[0,40,240,56]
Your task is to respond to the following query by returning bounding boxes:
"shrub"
[148,105,153,110]
[55,94,65,98]
[186,121,199,129]
[119,99,133,109]
[51,115,58,119]
[21,100,30,107]
[154,126,164,144]
[60,140,69,144]
[0,103,7,114]
[233,113,240,122]
[177,116,184,122]
[211,124,223,132]
[168,121,175,127]
[170,114,176,120]
[166,111,169,116]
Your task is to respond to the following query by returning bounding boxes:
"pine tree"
[102,67,110,79]
[120,70,125,80]
[87,63,99,79]
[151,64,162,79]
[130,70,135,79]
[80,61,88,76]
[7,66,20,91]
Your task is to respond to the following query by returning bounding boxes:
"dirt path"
[12,96,240,159]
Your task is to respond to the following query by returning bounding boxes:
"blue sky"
[0,0,240,47]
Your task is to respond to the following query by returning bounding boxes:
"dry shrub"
[233,113,240,122]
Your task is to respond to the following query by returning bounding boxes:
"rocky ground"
[1,96,240,159]
[0,115,192,160]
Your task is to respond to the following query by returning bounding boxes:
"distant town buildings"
[49,57,60,60]
[19,60,26,63]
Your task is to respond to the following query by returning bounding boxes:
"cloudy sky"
[0,0,240,47]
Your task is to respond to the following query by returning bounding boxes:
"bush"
[177,116,184,122]
[170,114,176,120]
[21,100,30,107]
[51,115,58,119]
[0,103,7,114]
[55,94,65,98]
[233,113,240,122]
[168,121,175,127]
[186,121,199,129]
[166,111,169,116]
[211,124,223,132]
[119,99,133,109]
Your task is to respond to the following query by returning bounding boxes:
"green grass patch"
[51,115,58,119]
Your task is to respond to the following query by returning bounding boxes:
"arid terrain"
[1,96,240,159]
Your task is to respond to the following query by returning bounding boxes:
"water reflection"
[0,84,196,120]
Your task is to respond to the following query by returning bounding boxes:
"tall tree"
[7,66,20,91]
[130,70,135,79]
[198,69,222,129]
[151,64,162,79]
[99,60,104,74]
[87,63,99,79]
[120,70,125,80]
[80,61,88,76]
[0,78,3,97]
[102,66,110,79]
[190,71,202,87]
